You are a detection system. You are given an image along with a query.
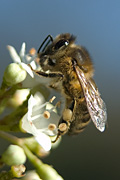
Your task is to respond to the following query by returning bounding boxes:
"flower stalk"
[0,131,63,180]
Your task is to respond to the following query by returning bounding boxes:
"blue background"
[0,0,120,179]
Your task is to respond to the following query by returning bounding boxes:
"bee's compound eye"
[54,39,69,50]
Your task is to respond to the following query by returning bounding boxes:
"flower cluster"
[0,42,64,180]
[6,43,61,151]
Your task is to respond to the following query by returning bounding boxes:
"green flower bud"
[37,164,63,180]
[3,63,27,86]
[2,145,26,166]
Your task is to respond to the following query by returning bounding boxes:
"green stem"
[0,131,43,169]
[0,131,44,178]
[0,132,63,179]
[0,131,22,145]
[22,145,43,167]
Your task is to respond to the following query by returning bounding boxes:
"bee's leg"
[35,71,63,79]
[52,118,70,143]
[52,100,75,143]
[33,70,63,91]
[28,64,63,79]
[58,99,75,126]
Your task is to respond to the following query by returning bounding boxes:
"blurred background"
[0,0,120,179]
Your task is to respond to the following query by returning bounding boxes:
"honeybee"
[36,33,107,141]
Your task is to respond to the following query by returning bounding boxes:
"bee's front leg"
[35,70,63,79]
[35,70,64,90]
[28,64,63,79]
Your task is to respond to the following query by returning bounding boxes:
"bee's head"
[38,33,76,71]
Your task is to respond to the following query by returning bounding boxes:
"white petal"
[33,71,52,84]
[22,74,39,88]
[28,94,36,107]
[7,45,21,63]
[22,113,34,133]
[19,42,26,59]
[30,60,37,70]
[35,133,51,151]
[27,95,36,119]
[33,92,45,106]
[21,62,34,78]
[22,112,41,137]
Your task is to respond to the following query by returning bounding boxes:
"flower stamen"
[55,101,61,108]
[29,48,36,55]
[48,124,57,131]
[49,96,56,103]
[43,111,50,119]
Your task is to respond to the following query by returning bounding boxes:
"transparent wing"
[75,66,107,132]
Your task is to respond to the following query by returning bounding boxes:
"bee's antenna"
[37,35,53,53]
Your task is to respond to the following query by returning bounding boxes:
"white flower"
[22,92,60,151]
[7,43,37,78]
[7,43,52,88]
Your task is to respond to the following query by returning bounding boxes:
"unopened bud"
[2,145,26,166]
[3,63,27,86]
